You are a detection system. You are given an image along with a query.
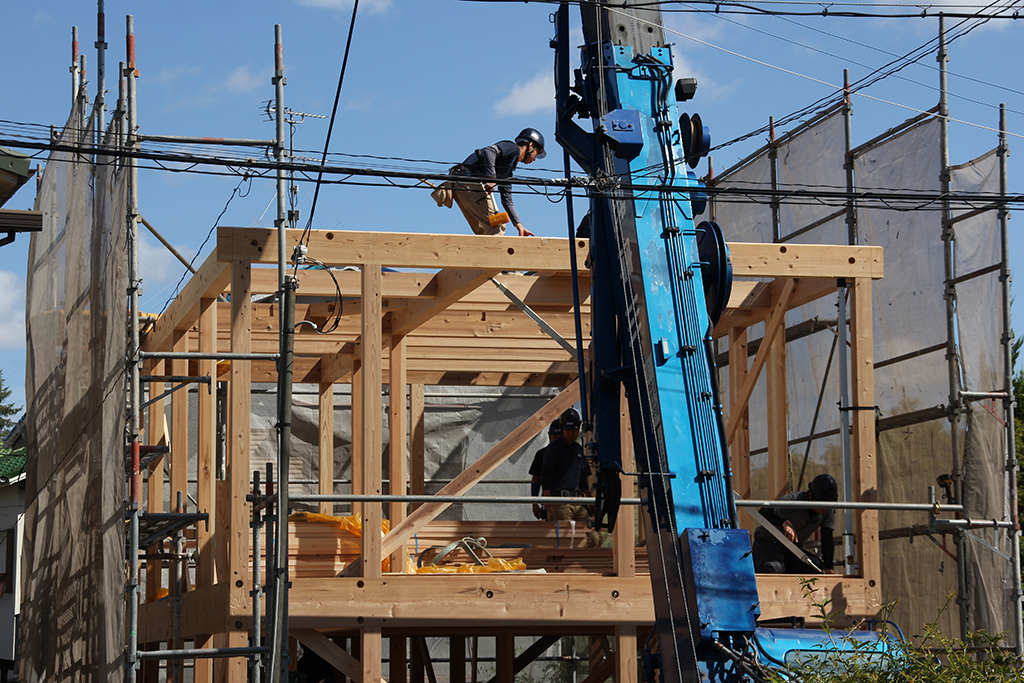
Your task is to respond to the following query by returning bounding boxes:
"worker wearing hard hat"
[542,408,602,547]
[430,128,546,237]
[752,473,839,574]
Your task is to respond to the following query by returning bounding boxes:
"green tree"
[0,370,20,436]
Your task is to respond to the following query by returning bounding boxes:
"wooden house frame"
[136,227,883,682]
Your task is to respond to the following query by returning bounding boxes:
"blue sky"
[1,0,1022,414]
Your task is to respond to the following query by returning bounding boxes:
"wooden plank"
[409,384,425,514]
[320,382,335,516]
[766,329,789,500]
[391,270,501,338]
[389,335,408,573]
[293,628,362,682]
[143,250,230,352]
[378,380,580,559]
[727,242,883,279]
[171,329,189,505]
[362,266,384,579]
[218,227,590,272]
[227,261,252,679]
[850,278,880,598]
[725,279,795,444]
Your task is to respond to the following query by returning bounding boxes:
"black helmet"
[808,473,839,502]
[559,408,581,430]
[548,420,562,436]
[515,128,547,159]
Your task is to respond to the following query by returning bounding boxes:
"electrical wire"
[297,0,360,251]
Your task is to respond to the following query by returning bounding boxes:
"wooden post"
[850,278,879,590]
[728,328,751,508]
[320,382,336,516]
[389,334,409,572]
[362,625,383,683]
[171,329,189,507]
[614,387,638,683]
[361,265,383,579]
[195,296,217,683]
[450,636,466,683]
[352,359,363,519]
[766,327,789,500]
[143,359,166,683]
[226,260,252,679]
[496,635,515,683]
[409,383,425,513]
[391,636,408,683]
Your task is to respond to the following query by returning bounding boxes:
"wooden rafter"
[391,269,500,337]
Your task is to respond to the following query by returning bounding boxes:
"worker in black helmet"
[752,473,839,574]
[541,408,601,547]
[430,128,546,237]
[528,421,562,520]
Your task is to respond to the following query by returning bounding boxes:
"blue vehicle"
[551,3,894,681]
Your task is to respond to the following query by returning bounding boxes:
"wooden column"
[450,636,466,683]
[195,297,217,683]
[351,359,363,518]
[225,260,252,680]
[496,635,515,683]
[389,334,408,572]
[766,328,789,500]
[320,382,335,516]
[143,359,166,683]
[409,383,425,513]
[390,636,408,683]
[615,388,637,683]
[361,264,383,582]
[362,625,383,683]
[850,278,879,589]
[728,328,751,506]
[171,329,189,507]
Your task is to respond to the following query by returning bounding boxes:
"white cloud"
[0,272,25,350]
[150,64,203,86]
[219,65,263,95]
[297,0,392,15]
[345,95,377,112]
[671,56,737,103]
[32,12,53,27]
[138,234,196,286]
[494,71,555,117]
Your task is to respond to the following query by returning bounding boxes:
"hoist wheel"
[696,220,732,327]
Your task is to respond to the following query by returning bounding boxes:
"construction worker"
[752,473,838,574]
[542,408,601,547]
[430,128,546,237]
[529,421,562,520]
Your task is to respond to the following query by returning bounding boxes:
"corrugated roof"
[0,451,26,480]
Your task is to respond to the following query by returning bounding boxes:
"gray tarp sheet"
[22,104,127,682]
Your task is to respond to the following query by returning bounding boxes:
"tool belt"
[559,488,582,497]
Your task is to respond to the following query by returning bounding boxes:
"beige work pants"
[431,180,505,236]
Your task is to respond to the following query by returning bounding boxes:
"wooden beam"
[377,380,580,559]
[389,335,408,572]
[321,347,357,386]
[728,328,751,531]
[320,382,335,516]
[725,278,795,443]
[850,278,880,598]
[613,385,635,579]
[362,266,384,579]
[496,634,515,683]
[218,228,590,272]
[145,359,166,604]
[352,359,363,518]
[727,242,883,279]
[293,628,363,682]
[390,269,500,338]
[138,583,231,642]
[143,250,230,352]
[363,626,385,683]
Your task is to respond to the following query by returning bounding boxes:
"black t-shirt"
[529,445,548,478]
[541,438,589,494]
